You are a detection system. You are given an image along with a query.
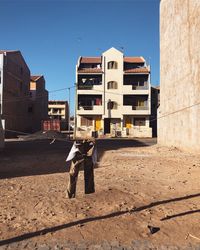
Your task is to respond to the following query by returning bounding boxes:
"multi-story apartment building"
[0,50,49,136]
[75,47,152,138]
[30,75,48,132]
[48,100,69,130]
[0,50,32,136]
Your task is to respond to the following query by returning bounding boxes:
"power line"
[153,100,200,122]
[2,100,200,137]
[2,85,75,104]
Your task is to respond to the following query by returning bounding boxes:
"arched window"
[107,81,118,89]
[107,61,118,69]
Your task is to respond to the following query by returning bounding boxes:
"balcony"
[122,105,150,115]
[123,84,149,95]
[132,105,149,110]
[132,85,148,90]
[123,94,150,115]
[78,85,94,90]
[124,66,150,74]
[77,84,103,94]
[77,105,103,115]
[78,68,102,74]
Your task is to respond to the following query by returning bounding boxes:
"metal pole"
[74,82,77,140]
[68,87,70,132]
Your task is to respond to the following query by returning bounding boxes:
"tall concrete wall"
[158,0,200,151]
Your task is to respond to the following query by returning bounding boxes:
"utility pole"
[74,82,77,140]
[68,87,70,132]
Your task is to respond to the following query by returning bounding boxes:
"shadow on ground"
[0,191,198,246]
[0,138,156,179]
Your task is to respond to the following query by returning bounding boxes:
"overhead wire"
[1,81,200,136]
[2,85,76,104]
[2,99,200,137]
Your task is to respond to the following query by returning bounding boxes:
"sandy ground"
[0,138,200,249]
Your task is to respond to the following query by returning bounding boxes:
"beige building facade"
[48,100,69,129]
[76,47,152,138]
[159,0,200,151]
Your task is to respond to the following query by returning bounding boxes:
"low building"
[48,100,69,130]
[75,47,152,138]
[30,75,48,132]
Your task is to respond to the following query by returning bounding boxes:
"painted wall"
[158,0,200,151]
[102,47,124,120]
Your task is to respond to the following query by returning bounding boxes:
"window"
[107,61,118,69]
[81,117,93,126]
[28,106,33,113]
[20,81,23,92]
[107,81,118,89]
[134,118,146,126]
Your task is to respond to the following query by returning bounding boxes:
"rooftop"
[124,67,150,73]
[124,57,145,63]
[78,68,103,73]
[80,57,101,64]
[79,56,145,64]
[0,50,19,54]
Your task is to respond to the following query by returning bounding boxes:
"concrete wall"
[159,0,200,151]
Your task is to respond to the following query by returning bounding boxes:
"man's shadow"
[0,192,200,246]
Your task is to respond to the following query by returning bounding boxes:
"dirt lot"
[0,138,200,249]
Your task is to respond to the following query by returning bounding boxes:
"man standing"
[66,139,96,198]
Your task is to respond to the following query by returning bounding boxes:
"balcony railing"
[78,106,93,110]
[132,85,148,90]
[132,106,148,110]
[78,85,93,90]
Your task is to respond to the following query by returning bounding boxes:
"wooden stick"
[186,233,200,241]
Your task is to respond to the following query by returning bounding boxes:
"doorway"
[104,118,111,134]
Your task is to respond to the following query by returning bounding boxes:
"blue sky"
[0,0,160,115]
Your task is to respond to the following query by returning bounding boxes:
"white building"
[75,47,152,138]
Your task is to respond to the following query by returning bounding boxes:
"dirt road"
[0,138,200,249]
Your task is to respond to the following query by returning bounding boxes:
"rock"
[37,244,50,250]
[147,225,160,234]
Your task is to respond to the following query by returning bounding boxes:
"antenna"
[119,46,124,53]
[148,56,151,66]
